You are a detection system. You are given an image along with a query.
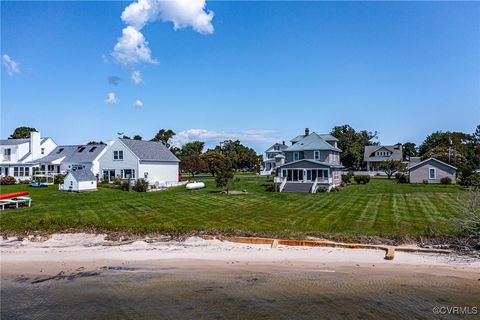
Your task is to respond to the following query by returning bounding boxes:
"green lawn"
[0,176,466,240]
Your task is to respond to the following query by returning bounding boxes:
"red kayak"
[0,192,29,200]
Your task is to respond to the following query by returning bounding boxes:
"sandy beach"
[1,234,479,319]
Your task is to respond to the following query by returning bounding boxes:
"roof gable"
[68,169,96,181]
[120,139,179,162]
[407,157,457,171]
[285,132,341,152]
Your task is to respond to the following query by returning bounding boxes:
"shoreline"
[1,233,479,279]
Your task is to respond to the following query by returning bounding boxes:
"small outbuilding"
[407,157,457,184]
[60,169,97,192]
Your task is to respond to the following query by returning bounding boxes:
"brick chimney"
[304,128,310,136]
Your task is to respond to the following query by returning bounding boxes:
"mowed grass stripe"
[0,177,466,238]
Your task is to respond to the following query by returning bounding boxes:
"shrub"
[262,182,276,192]
[440,177,452,185]
[132,178,148,192]
[342,172,353,184]
[395,172,408,184]
[0,176,16,185]
[121,180,130,191]
[397,175,408,184]
[54,174,65,184]
[422,179,428,184]
[113,177,122,186]
[19,179,31,184]
[466,173,480,189]
[353,175,370,184]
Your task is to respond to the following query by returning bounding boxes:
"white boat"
[186,182,205,190]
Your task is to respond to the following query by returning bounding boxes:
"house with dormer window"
[98,138,179,185]
[260,142,288,176]
[363,144,403,172]
[275,128,344,192]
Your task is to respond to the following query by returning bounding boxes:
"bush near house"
[132,179,148,192]
[0,176,16,185]
[395,172,408,184]
[440,177,452,185]
[54,174,65,185]
[353,175,370,184]
[342,172,353,184]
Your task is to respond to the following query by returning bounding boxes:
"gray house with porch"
[276,128,344,192]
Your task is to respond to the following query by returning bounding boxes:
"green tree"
[122,135,131,139]
[87,141,105,145]
[214,140,261,171]
[402,142,418,160]
[151,129,175,148]
[9,126,38,139]
[379,160,406,179]
[180,154,208,178]
[215,167,234,193]
[330,125,378,170]
[181,141,205,157]
[133,135,142,140]
[202,151,230,177]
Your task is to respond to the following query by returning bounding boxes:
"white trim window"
[293,152,300,161]
[428,168,436,180]
[113,150,124,160]
[314,150,320,160]
[121,169,135,179]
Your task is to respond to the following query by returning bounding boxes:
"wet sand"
[1,234,479,319]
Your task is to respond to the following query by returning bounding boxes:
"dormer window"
[89,147,97,152]
[57,148,64,154]
[78,147,86,153]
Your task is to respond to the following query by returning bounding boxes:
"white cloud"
[173,129,277,148]
[131,70,143,84]
[134,99,144,108]
[112,26,158,67]
[112,0,214,70]
[122,0,215,34]
[2,54,21,76]
[105,92,119,104]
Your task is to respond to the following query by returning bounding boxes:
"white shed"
[61,169,97,192]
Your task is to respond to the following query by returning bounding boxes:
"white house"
[98,138,179,185]
[37,142,111,177]
[0,132,57,181]
[60,169,97,192]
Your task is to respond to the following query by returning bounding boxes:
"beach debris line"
[202,236,452,260]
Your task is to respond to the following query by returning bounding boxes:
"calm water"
[2,267,479,319]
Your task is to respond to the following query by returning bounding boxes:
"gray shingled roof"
[68,169,96,181]
[407,157,457,171]
[0,138,30,145]
[120,139,179,162]
[265,143,288,153]
[285,133,341,152]
[0,138,48,146]
[364,145,403,162]
[35,145,81,163]
[278,159,344,169]
[69,144,107,163]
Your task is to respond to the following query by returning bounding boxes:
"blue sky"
[1,1,479,153]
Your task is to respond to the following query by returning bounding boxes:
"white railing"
[311,177,333,193]
[279,177,287,192]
